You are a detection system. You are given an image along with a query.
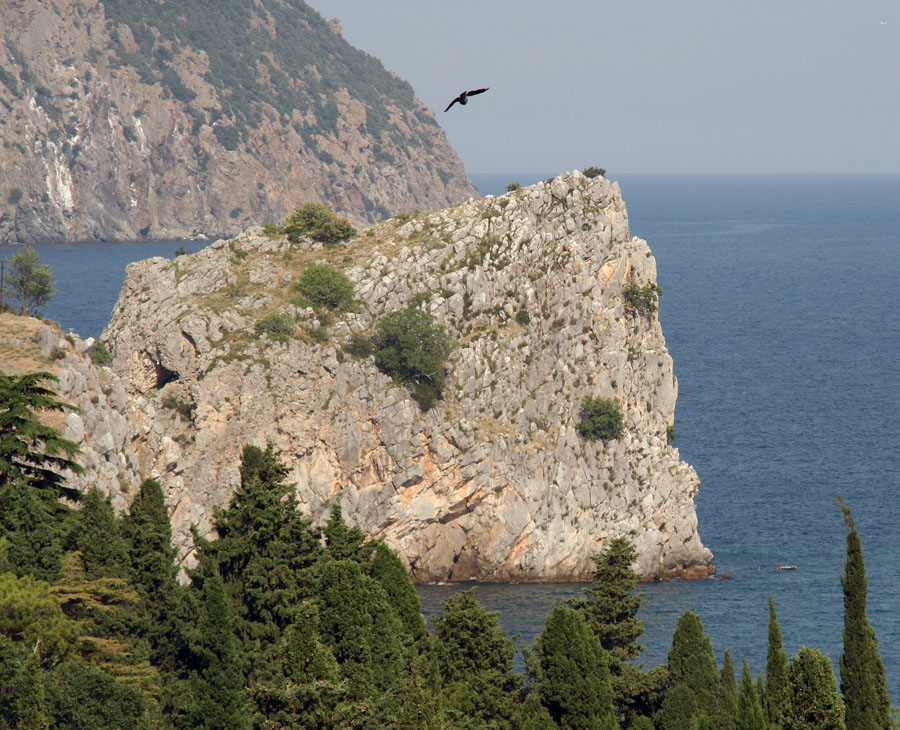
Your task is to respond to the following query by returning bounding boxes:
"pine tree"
[659,683,697,730]
[432,588,521,730]
[785,647,845,730]
[765,595,789,729]
[736,659,765,730]
[837,497,891,730]
[368,539,427,642]
[667,610,719,724]
[717,649,737,730]
[12,651,50,730]
[323,502,368,562]
[0,477,68,581]
[69,487,129,580]
[191,568,249,730]
[531,603,618,730]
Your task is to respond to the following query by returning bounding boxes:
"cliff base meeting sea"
[17,172,900,688]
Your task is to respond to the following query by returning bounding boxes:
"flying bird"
[444,87,489,112]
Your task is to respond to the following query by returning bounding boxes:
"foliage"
[837,497,891,730]
[254,312,295,342]
[576,395,624,441]
[583,166,607,178]
[506,182,521,192]
[0,572,80,661]
[571,537,644,662]
[529,604,618,730]
[667,610,719,726]
[765,595,790,728]
[736,659,766,730]
[0,372,84,500]
[8,187,23,205]
[86,340,113,366]
[0,477,70,581]
[373,305,454,411]
[283,203,356,244]
[68,487,129,580]
[516,308,531,325]
[2,246,56,316]
[296,264,358,312]
[786,647,846,730]
[717,650,737,730]
[263,222,285,237]
[623,281,662,315]
[343,332,374,359]
[433,589,521,729]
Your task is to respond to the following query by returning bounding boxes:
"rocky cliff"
[45,170,710,582]
[0,0,477,244]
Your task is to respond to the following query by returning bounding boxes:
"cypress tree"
[736,659,765,730]
[785,647,845,730]
[659,683,697,730]
[0,477,67,581]
[125,477,184,670]
[718,649,737,730]
[667,610,719,724]
[432,588,521,730]
[765,595,789,729]
[12,651,50,730]
[837,497,891,730]
[69,486,129,580]
[191,568,249,730]
[195,444,322,675]
[323,502,368,562]
[368,539,427,642]
[531,603,618,730]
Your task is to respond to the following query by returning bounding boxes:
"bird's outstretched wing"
[444,96,462,112]
[466,87,489,96]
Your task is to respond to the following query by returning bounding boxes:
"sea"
[9,172,900,689]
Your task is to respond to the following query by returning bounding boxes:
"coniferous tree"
[659,683,697,730]
[837,497,891,730]
[717,649,737,730]
[194,444,321,676]
[12,651,50,730]
[323,502,369,562]
[0,477,68,581]
[785,647,845,730]
[191,568,249,730]
[0,372,84,500]
[667,610,719,725]
[432,588,521,730]
[571,537,665,724]
[571,537,643,661]
[736,659,765,730]
[764,596,789,730]
[125,477,184,670]
[368,539,428,643]
[530,603,618,730]
[69,486,129,580]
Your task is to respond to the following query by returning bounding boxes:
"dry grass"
[0,314,57,375]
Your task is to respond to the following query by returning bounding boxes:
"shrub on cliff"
[295,264,359,312]
[623,281,662,315]
[254,312,294,342]
[283,203,356,244]
[576,396,624,442]
[583,166,606,179]
[373,306,453,411]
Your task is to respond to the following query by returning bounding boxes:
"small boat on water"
[777,565,798,570]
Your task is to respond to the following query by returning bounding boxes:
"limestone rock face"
[99,171,714,581]
[0,0,477,244]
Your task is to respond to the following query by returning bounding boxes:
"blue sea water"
[10,173,900,690]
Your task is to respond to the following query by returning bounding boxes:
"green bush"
[344,333,374,359]
[283,203,356,244]
[307,325,329,343]
[576,396,624,441]
[505,182,521,192]
[262,222,284,238]
[87,341,113,367]
[7,187,23,205]
[583,166,606,179]
[623,281,662,314]
[373,306,454,411]
[296,264,358,312]
[254,312,295,342]
[515,309,530,326]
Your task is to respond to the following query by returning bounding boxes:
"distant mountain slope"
[0,0,478,243]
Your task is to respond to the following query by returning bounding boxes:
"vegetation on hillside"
[0,374,894,729]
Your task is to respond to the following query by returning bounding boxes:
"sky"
[310,1,899,175]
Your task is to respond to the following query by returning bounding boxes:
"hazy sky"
[311,1,899,175]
